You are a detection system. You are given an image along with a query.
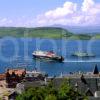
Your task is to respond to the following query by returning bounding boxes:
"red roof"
[7,69,26,76]
[0,74,6,80]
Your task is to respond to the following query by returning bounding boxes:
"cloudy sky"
[0,0,100,27]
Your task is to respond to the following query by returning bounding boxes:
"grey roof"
[80,74,88,85]
[89,97,100,100]
[22,81,45,89]
[85,88,93,96]
[93,64,99,74]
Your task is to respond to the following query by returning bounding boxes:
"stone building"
[6,69,26,88]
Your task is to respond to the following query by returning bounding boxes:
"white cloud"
[37,1,77,26]
[82,0,94,12]
[0,0,100,27]
[0,18,13,26]
[0,18,7,22]
[0,17,35,27]
[36,0,100,26]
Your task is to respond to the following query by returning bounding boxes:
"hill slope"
[0,27,96,39]
[0,27,72,38]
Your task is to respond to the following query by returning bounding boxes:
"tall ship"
[32,50,64,62]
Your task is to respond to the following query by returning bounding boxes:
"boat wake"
[63,59,100,63]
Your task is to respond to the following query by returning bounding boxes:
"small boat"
[32,50,64,62]
[72,52,95,57]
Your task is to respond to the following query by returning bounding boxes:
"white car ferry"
[32,50,64,62]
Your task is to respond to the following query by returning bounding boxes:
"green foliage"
[0,27,72,39]
[93,34,100,39]
[45,95,57,100]
[16,79,88,100]
[58,79,84,100]
[76,34,92,40]
[0,27,95,39]
[69,34,92,40]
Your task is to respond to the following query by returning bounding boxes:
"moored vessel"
[72,52,95,57]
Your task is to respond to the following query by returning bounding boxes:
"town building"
[6,69,26,88]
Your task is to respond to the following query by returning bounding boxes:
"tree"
[45,95,57,100]
[58,79,88,100]
[16,79,88,100]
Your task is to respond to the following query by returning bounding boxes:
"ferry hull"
[33,55,64,62]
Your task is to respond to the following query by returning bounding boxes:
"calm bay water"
[0,37,100,76]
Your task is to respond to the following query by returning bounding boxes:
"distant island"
[0,27,100,40]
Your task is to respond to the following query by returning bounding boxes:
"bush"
[16,79,88,100]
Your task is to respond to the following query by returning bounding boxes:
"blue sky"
[0,0,100,27]
[0,0,79,17]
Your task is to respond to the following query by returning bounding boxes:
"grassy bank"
[0,27,99,40]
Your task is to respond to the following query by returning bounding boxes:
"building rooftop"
[0,74,6,80]
[7,69,26,76]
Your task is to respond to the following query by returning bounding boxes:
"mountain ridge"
[0,26,99,39]
[51,25,100,34]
